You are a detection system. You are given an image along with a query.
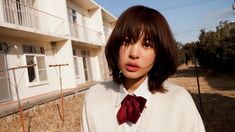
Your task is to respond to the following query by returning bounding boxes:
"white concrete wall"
[33,0,78,89]
[89,48,102,81]
[67,1,89,17]
[0,0,116,102]
[0,36,60,100]
[87,8,104,44]
[53,40,76,88]
[0,0,3,23]
[68,1,104,83]
[73,45,103,83]
[36,0,69,36]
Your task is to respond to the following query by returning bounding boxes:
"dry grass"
[0,94,84,132]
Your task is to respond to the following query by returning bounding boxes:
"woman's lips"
[125,63,140,72]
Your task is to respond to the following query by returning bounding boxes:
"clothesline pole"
[49,64,69,122]
[194,59,203,115]
[12,69,26,132]
[194,42,203,115]
[0,64,36,132]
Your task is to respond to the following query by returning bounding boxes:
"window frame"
[81,50,91,81]
[73,56,79,78]
[24,53,48,86]
[0,41,8,53]
[0,53,12,102]
[71,9,77,23]
[36,55,48,82]
[73,49,80,78]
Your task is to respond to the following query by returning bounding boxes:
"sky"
[95,0,235,43]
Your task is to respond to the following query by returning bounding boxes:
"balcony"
[0,0,66,42]
[103,26,112,42]
[69,22,104,45]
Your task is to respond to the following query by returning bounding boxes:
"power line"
[159,0,220,11]
[174,24,217,36]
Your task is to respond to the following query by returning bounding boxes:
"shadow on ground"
[174,66,235,91]
[174,66,196,77]
[191,93,235,132]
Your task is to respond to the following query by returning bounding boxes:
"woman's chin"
[122,71,147,80]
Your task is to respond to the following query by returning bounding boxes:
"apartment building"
[0,0,116,103]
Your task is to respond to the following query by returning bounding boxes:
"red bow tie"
[117,94,147,124]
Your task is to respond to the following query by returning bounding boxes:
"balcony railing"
[104,27,112,42]
[0,0,65,36]
[69,22,104,44]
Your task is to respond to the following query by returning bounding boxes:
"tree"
[196,21,235,72]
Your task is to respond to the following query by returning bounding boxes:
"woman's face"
[118,35,156,79]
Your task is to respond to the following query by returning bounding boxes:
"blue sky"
[95,0,235,43]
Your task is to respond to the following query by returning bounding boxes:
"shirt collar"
[115,77,151,107]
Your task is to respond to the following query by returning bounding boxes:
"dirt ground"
[0,65,235,132]
[0,93,85,132]
[168,65,235,132]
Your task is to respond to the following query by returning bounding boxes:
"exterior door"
[69,8,79,37]
[81,50,92,82]
[0,54,11,103]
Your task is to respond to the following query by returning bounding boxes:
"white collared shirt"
[116,77,151,132]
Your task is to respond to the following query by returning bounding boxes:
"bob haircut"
[105,5,178,93]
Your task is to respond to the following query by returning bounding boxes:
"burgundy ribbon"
[117,94,147,124]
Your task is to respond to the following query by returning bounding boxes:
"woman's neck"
[123,75,147,93]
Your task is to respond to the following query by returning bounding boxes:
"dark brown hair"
[105,5,178,93]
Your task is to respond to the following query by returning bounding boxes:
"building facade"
[0,0,116,103]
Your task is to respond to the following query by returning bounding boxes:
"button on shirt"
[115,78,151,132]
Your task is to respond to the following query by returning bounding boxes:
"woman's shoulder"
[88,80,118,92]
[162,81,194,102]
[84,80,119,107]
[85,80,119,99]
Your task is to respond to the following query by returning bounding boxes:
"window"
[26,55,47,83]
[0,44,3,51]
[0,41,8,53]
[73,50,79,77]
[72,9,77,23]
[23,45,47,83]
[73,57,79,76]
[26,55,36,82]
[16,0,23,25]
[23,45,44,54]
[81,50,91,81]
[0,54,11,102]
[37,56,47,81]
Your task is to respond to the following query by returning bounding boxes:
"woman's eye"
[143,40,153,48]
[124,39,130,43]
[123,37,132,44]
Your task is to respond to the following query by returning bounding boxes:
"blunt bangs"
[117,7,159,49]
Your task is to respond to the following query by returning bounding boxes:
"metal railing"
[103,26,111,42]
[69,22,104,44]
[0,0,65,36]
[105,34,110,42]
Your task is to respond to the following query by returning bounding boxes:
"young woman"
[81,5,205,132]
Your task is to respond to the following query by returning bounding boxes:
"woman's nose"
[128,43,140,59]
